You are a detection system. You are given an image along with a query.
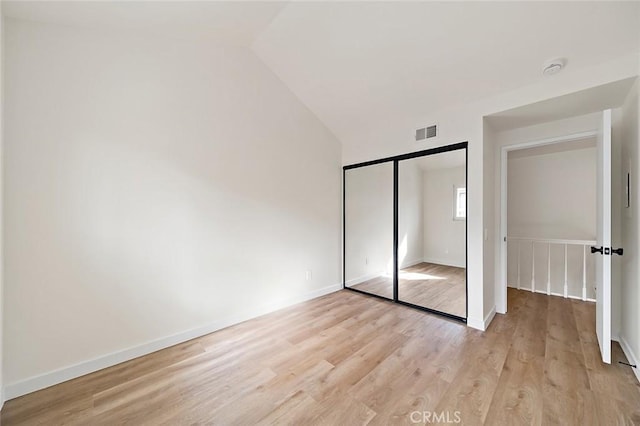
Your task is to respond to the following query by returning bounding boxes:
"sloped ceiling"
[253,2,640,144]
[2,1,287,46]
[4,1,640,146]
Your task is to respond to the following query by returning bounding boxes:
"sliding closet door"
[344,162,394,300]
[397,149,467,319]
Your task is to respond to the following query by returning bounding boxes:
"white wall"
[344,163,394,283]
[422,166,465,268]
[398,160,424,268]
[344,159,425,284]
[507,147,596,240]
[341,50,638,329]
[620,79,640,381]
[3,18,342,398]
[505,146,597,300]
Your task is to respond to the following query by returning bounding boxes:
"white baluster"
[564,244,568,298]
[531,241,535,292]
[547,243,551,295]
[582,245,587,301]
[517,241,521,290]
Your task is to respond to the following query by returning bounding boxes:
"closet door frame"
[343,141,468,323]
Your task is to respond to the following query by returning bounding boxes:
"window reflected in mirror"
[397,149,466,317]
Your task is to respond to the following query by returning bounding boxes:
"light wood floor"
[349,262,466,317]
[2,289,640,425]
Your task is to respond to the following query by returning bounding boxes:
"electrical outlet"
[365,257,369,265]
[305,270,312,281]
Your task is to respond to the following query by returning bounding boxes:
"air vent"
[415,124,437,141]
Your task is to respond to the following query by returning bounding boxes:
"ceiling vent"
[416,124,437,141]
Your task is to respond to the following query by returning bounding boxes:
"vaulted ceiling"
[5,1,640,146]
[3,1,287,46]
[252,2,640,144]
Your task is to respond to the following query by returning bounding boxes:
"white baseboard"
[345,272,384,287]
[4,283,342,401]
[399,258,424,269]
[467,305,496,331]
[619,334,640,384]
[484,305,497,329]
[467,316,484,331]
[422,257,465,269]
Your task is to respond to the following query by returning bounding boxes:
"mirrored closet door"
[397,149,467,319]
[343,143,467,321]
[344,162,394,300]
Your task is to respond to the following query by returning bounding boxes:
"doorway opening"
[499,131,598,311]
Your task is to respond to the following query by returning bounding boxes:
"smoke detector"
[542,58,566,76]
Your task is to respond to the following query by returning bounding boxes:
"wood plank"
[484,348,544,426]
[3,288,640,425]
[349,262,466,317]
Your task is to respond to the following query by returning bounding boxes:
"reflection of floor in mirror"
[349,262,466,318]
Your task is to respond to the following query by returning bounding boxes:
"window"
[454,186,466,220]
